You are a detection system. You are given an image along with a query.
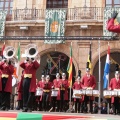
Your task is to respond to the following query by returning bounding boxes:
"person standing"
[42,74,51,111]
[0,58,14,110]
[60,72,69,112]
[81,67,96,113]
[109,64,120,115]
[20,57,40,112]
[72,70,83,113]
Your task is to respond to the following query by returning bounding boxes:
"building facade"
[0,0,120,91]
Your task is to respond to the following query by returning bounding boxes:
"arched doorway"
[93,52,120,98]
[36,51,76,82]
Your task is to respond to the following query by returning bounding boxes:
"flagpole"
[69,42,72,105]
[98,40,101,114]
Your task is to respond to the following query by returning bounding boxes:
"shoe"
[22,108,28,112]
[0,106,6,111]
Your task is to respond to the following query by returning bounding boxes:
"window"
[0,0,13,14]
[46,0,68,8]
[106,0,120,7]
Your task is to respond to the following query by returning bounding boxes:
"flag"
[87,43,92,70]
[14,42,20,78]
[1,42,5,56]
[44,9,66,44]
[67,44,72,87]
[103,45,110,89]
[17,42,20,61]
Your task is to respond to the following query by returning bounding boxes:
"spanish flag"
[67,43,72,87]
[87,43,92,72]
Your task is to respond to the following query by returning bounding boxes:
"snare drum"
[72,90,82,98]
[36,88,43,96]
[51,89,58,97]
[111,90,118,97]
[103,90,111,98]
[117,90,120,97]
[93,90,100,97]
[85,90,93,96]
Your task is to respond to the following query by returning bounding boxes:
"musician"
[59,72,69,112]
[0,58,14,110]
[109,64,120,115]
[72,70,83,113]
[42,74,51,111]
[51,71,61,112]
[81,67,96,113]
[20,57,40,112]
[16,74,23,110]
[107,11,120,33]
[37,72,46,111]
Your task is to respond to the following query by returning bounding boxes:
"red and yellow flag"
[67,43,72,87]
[1,42,5,56]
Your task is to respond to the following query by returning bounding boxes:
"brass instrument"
[25,44,40,63]
[3,46,16,66]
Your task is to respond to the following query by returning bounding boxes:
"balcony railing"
[6,7,103,21]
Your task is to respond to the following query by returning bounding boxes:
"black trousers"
[23,78,34,110]
[84,96,93,113]
[51,97,59,111]
[114,97,120,114]
[1,78,10,109]
[42,92,50,111]
[75,99,81,112]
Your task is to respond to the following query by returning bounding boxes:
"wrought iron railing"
[6,7,104,21]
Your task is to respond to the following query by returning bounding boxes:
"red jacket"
[81,74,96,89]
[20,60,40,92]
[109,78,120,103]
[61,79,69,100]
[0,62,14,93]
[107,18,120,33]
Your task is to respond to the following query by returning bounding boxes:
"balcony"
[6,7,103,22]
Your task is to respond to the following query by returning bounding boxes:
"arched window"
[0,0,13,13]
[106,0,120,7]
[46,0,68,8]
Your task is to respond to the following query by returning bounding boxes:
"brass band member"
[20,57,40,112]
[109,64,120,115]
[38,71,46,111]
[0,57,14,110]
[51,71,61,112]
[72,70,83,113]
[81,66,96,113]
[60,72,69,112]
[42,74,51,111]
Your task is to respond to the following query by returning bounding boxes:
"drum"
[93,90,100,97]
[51,89,58,97]
[111,90,118,97]
[36,88,43,96]
[72,90,82,98]
[103,90,111,98]
[82,89,86,95]
[12,76,17,87]
[117,90,120,97]
[85,89,93,96]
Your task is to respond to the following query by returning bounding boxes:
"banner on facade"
[103,7,120,37]
[0,10,7,36]
[44,9,66,44]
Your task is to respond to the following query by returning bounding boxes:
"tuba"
[25,44,40,63]
[3,46,17,65]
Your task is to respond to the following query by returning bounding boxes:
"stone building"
[0,0,120,92]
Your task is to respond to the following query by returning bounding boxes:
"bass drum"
[12,76,17,87]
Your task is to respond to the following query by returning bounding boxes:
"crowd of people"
[0,56,120,115]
